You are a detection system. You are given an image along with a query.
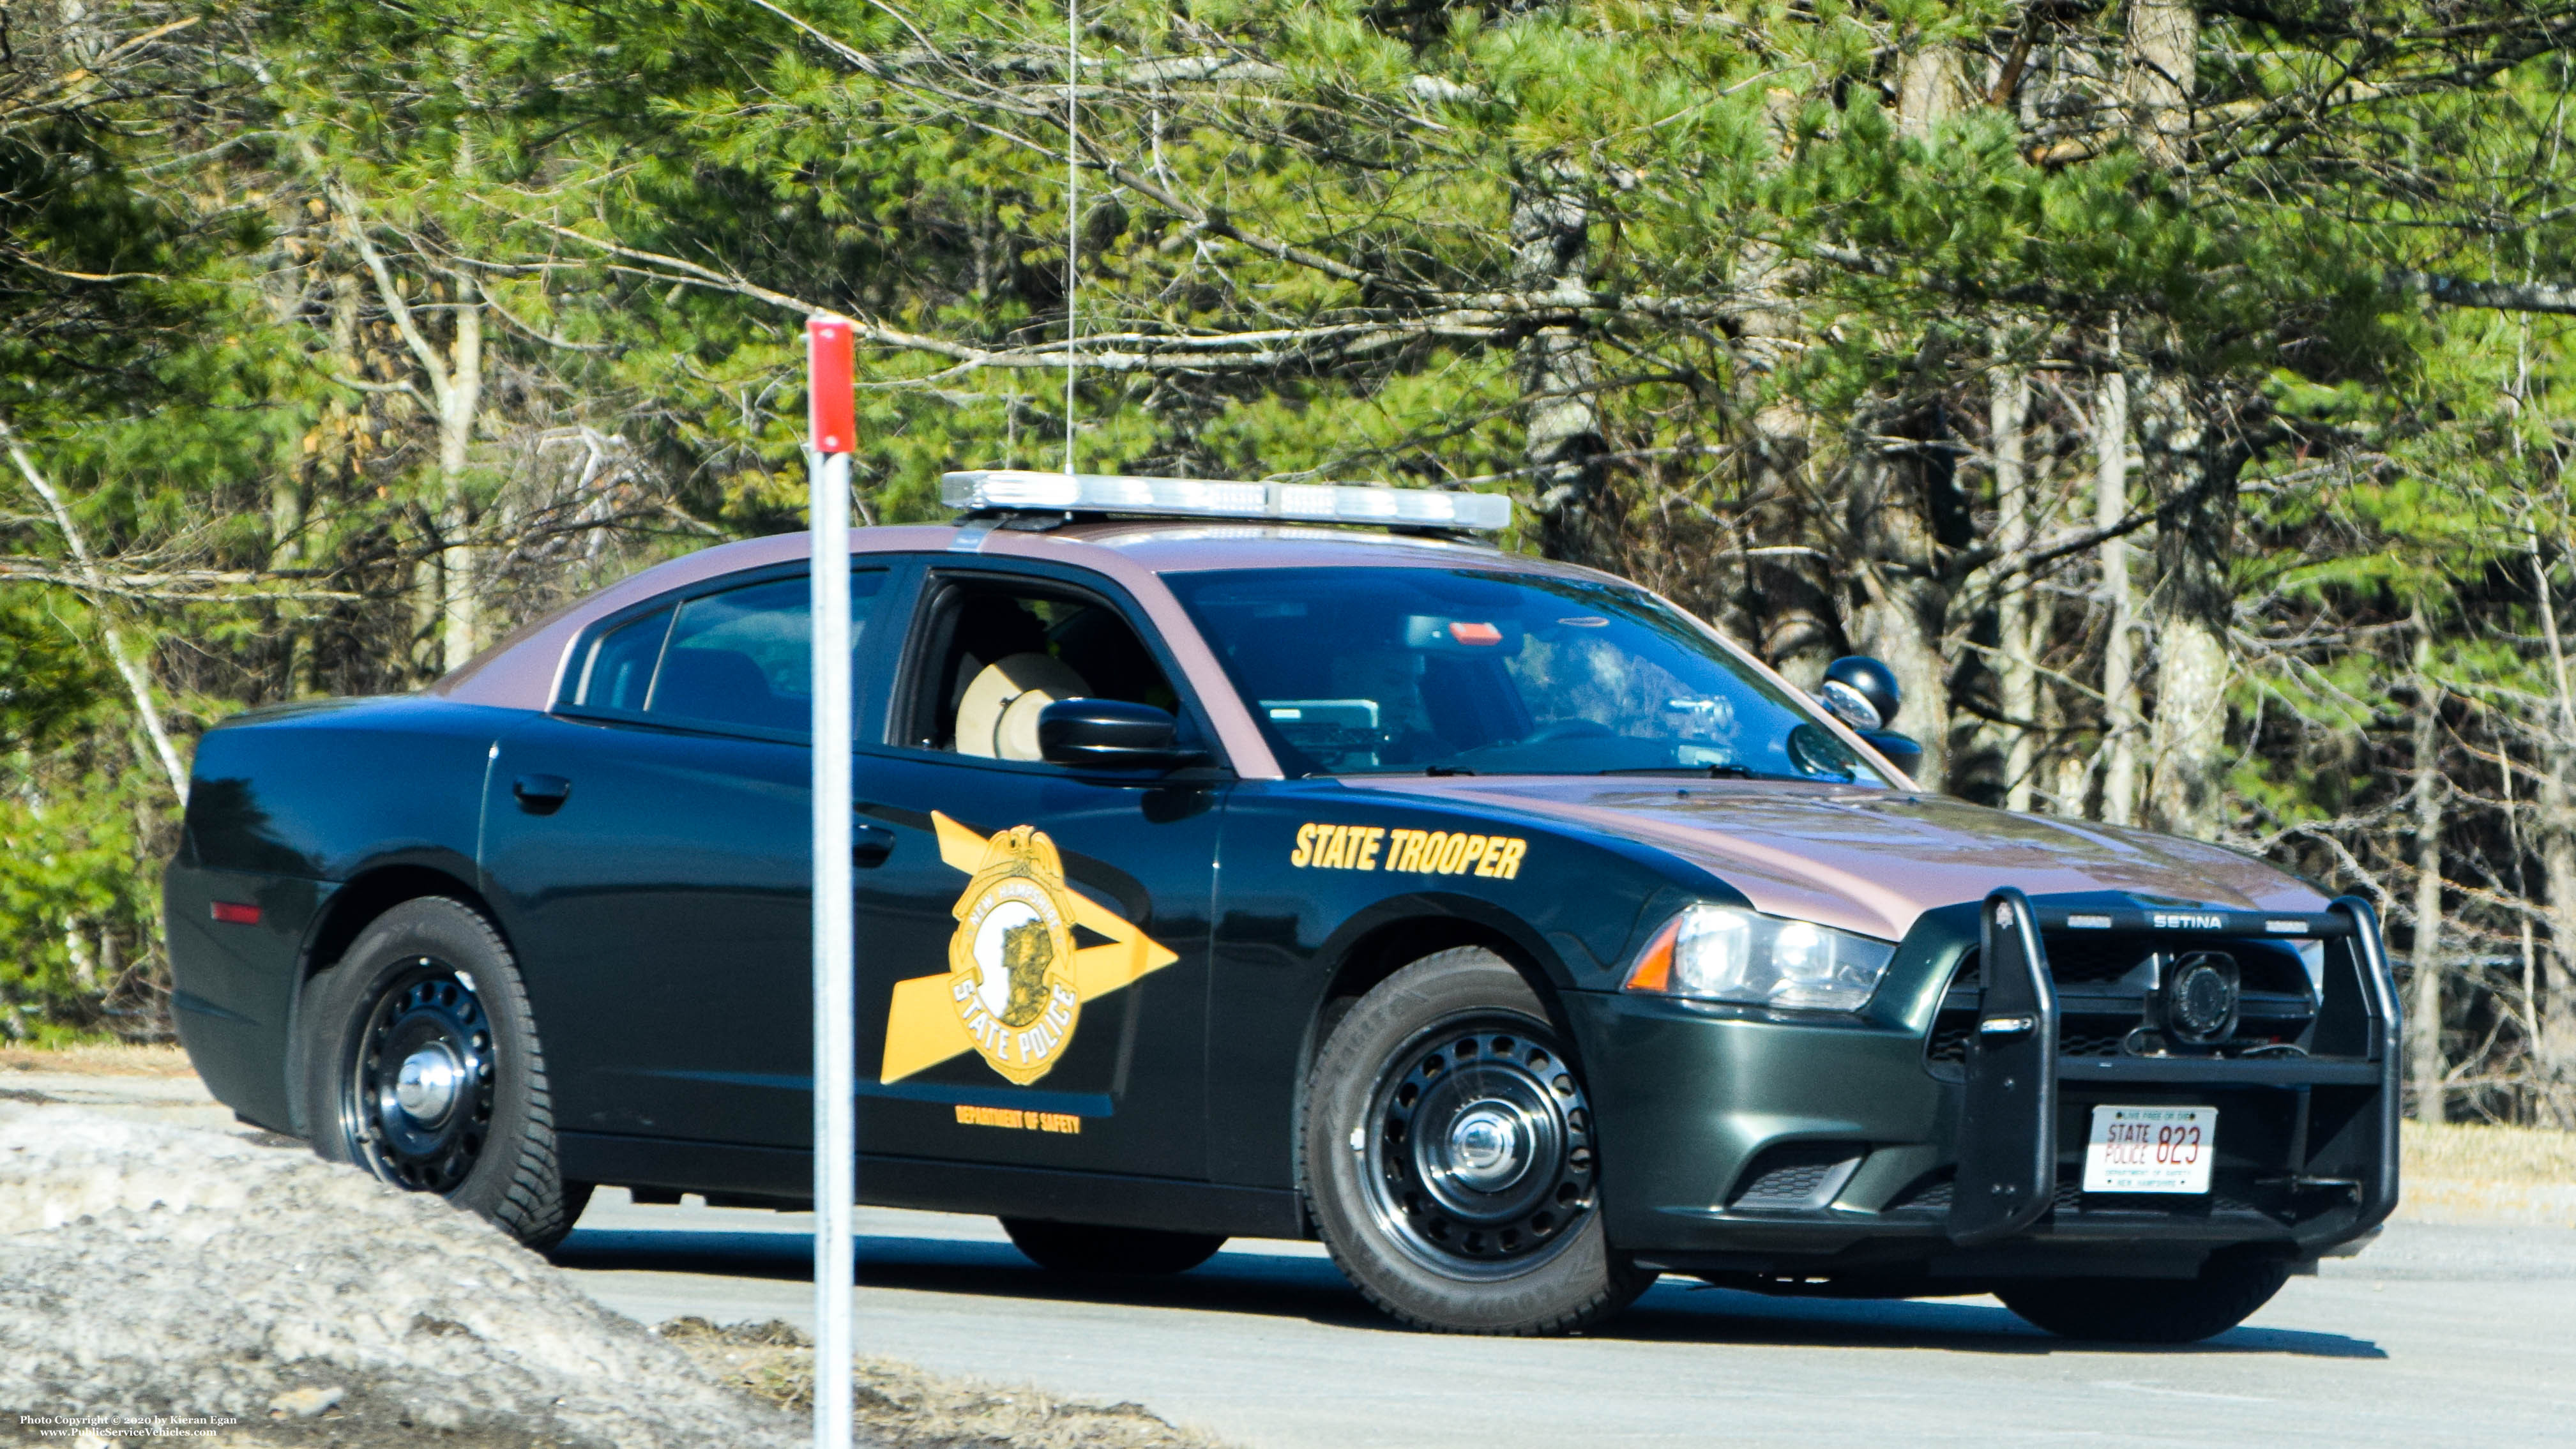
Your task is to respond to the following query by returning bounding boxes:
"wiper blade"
[1423,765,1477,777]
[1597,764,1775,781]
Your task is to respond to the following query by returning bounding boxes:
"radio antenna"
[1063,0,1079,474]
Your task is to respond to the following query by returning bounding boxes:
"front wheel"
[1301,948,1653,1335]
[296,897,589,1252]
[1996,1256,2292,1343]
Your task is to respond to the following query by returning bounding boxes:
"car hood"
[1356,777,2327,944]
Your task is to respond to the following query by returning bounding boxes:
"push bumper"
[1565,891,2400,1283]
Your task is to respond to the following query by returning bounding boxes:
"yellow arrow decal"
[879,812,1178,1086]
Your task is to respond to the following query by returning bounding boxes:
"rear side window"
[566,570,888,736]
[657,579,819,732]
[577,607,671,713]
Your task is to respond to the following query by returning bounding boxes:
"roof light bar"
[939,469,1512,532]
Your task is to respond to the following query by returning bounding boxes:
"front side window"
[566,570,887,736]
[1166,567,1887,784]
[903,577,1183,761]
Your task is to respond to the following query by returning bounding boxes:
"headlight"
[1622,904,1895,1012]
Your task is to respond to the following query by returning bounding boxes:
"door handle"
[852,823,895,868]
[513,773,573,814]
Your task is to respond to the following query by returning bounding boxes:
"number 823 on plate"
[2081,1105,2216,1195]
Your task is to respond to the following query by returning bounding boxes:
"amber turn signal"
[1623,915,1682,993]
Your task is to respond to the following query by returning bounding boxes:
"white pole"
[1064,0,1079,473]
[807,321,856,1449]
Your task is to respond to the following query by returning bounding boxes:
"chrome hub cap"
[1442,1105,1531,1192]
[393,1045,464,1125]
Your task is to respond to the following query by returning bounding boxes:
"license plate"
[2081,1105,2216,1194]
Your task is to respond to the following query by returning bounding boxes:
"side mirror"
[1037,699,1204,770]
[1860,731,1924,780]
[1820,655,1902,732]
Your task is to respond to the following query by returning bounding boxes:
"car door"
[484,560,906,1148]
[851,560,1228,1185]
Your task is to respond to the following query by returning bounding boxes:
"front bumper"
[1565,892,2400,1285]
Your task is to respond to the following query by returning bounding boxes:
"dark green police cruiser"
[163,470,2397,1341]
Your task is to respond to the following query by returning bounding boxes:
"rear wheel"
[1301,948,1653,1335]
[1996,1256,2292,1343]
[297,897,589,1252]
[1001,1218,1226,1274]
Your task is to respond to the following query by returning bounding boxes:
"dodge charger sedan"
[163,471,2396,1340]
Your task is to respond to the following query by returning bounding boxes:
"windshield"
[1166,567,1889,784]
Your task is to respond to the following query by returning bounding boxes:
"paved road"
[25,1066,2566,1445]
[558,1192,2576,1448]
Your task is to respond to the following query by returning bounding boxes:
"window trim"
[879,560,1235,779]
[550,561,897,746]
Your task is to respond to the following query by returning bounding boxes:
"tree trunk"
[437,277,485,674]
[1513,165,1608,568]
[1993,364,2037,810]
[1843,39,1973,789]
[2534,545,2576,1122]
[2125,0,2197,171]
[2096,350,2142,825]
[2542,766,2576,1125]
[2408,626,2447,1123]
[1897,45,1966,140]
[1733,239,1834,681]
[2137,374,2234,838]
[1851,406,1955,791]
[1,417,190,806]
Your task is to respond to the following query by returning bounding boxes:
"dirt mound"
[659,1319,1230,1449]
[0,1104,801,1448]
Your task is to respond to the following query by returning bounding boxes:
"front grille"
[2059,1028,2132,1058]
[1923,935,2320,1079]
[2039,936,2153,984]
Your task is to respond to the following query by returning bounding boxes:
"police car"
[163,471,2397,1342]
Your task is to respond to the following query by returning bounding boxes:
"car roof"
[430,519,1618,714]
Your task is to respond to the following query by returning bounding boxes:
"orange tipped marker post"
[807,312,857,1449]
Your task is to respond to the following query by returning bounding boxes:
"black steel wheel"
[1303,948,1653,1335]
[298,897,589,1251]
[345,966,494,1192]
[1361,1021,1597,1280]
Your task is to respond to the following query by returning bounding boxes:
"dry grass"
[2400,1121,2576,1228]
[0,1042,194,1077]
[2406,1121,2576,1181]
[658,1318,1234,1449]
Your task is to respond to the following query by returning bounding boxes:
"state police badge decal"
[946,824,1081,1085]
[878,812,1178,1090]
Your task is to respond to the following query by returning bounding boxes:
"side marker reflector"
[211,901,261,926]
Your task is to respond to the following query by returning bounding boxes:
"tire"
[1301,947,1653,1335]
[999,1218,1226,1274]
[296,897,589,1252]
[1996,1255,2292,1344]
